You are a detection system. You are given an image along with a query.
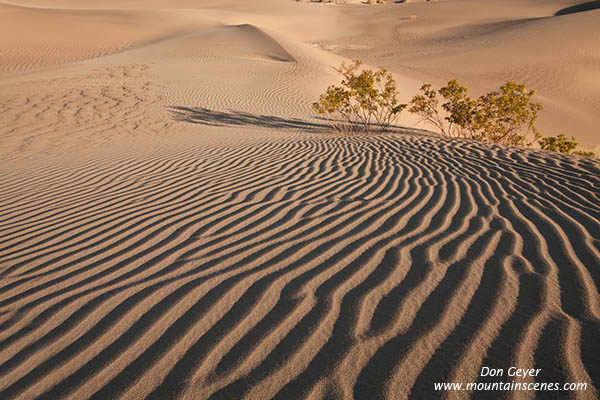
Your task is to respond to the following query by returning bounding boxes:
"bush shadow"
[168,106,331,133]
[168,106,423,135]
[555,1,600,15]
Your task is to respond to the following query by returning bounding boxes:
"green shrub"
[313,60,407,135]
[472,82,542,146]
[538,134,578,153]
[315,60,596,155]
[409,79,542,146]
[572,150,596,157]
[408,80,475,138]
[539,134,596,157]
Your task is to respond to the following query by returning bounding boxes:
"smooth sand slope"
[1,1,600,399]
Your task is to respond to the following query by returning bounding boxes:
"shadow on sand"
[168,106,331,133]
[167,106,427,136]
[555,0,600,15]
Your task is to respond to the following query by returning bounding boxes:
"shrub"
[409,79,542,146]
[538,134,578,153]
[408,79,475,138]
[572,150,596,157]
[313,60,407,135]
[316,60,596,155]
[473,82,542,146]
[539,134,596,157]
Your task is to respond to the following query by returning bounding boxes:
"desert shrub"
[409,79,542,146]
[408,80,475,138]
[538,134,578,153]
[313,60,407,135]
[473,82,543,146]
[572,150,596,157]
[315,61,596,155]
[538,134,596,157]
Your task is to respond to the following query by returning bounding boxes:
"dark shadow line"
[168,106,331,133]
[555,0,600,15]
[167,106,423,135]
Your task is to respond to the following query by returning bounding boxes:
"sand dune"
[323,0,600,152]
[1,132,599,399]
[0,4,200,74]
[1,0,600,399]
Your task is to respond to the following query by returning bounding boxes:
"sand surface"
[1,0,600,399]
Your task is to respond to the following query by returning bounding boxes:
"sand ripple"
[1,134,599,399]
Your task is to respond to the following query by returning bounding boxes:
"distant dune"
[1,1,599,399]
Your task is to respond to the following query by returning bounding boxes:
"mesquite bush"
[409,79,542,146]
[313,60,407,135]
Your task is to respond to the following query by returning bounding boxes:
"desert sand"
[1,0,599,399]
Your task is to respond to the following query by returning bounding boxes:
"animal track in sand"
[0,64,169,159]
